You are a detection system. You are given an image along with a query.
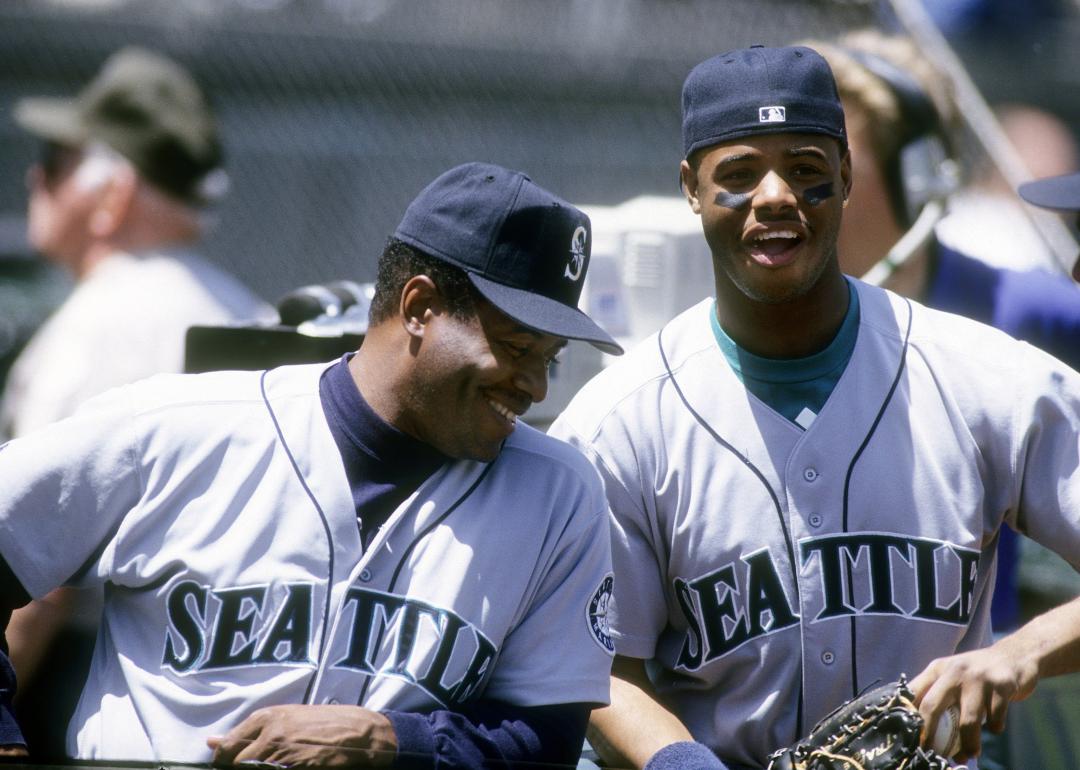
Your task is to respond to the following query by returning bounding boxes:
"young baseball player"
[0,161,622,766]
[549,45,1080,770]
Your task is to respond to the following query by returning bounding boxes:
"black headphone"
[844,48,958,228]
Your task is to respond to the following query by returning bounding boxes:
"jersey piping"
[655,291,916,735]
[354,461,497,706]
[261,368,336,704]
[841,295,914,697]
[657,323,805,741]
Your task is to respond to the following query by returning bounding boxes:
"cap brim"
[14,98,90,146]
[1018,173,1080,211]
[469,273,624,355]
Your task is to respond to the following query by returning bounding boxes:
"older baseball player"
[0,161,622,767]
[549,45,1080,770]
[3,46,275,761]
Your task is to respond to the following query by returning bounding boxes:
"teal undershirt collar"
[710,279,860,429]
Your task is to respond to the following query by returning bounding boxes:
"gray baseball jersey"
[549,280,1080,768]
[0,362,614,761]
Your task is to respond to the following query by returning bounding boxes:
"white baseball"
[930,705,961,757]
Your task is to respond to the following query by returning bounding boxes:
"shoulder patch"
[587,573,615,654]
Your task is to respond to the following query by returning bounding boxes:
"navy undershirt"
[318,356,589,767]
[318,355,448,549]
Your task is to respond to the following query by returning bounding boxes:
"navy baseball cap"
[682,45,847,159]
[1018,172,1080,211]
[394,162,623,355]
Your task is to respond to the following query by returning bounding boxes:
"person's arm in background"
[589,656,726,770]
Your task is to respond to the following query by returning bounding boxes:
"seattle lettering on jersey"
[162,582,495,707]
[163,581,315,671]
[335,586,496,706]
[674,535,980,671]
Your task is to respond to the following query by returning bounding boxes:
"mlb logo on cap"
[681,45,846,158]
[759,106,787,124]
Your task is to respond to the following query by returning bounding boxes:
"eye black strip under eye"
[714,190,752,210]
[803,182,835,206]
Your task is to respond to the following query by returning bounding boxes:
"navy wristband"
[384,710,436,769]
[644,741,728,770]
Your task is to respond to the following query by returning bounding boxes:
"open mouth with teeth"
[487,397,519,428]
[746,229,804,267]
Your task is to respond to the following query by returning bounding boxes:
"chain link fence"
[0,0,893,303]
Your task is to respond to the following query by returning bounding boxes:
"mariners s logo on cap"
[564,225,587,282]
[393,162,622,355]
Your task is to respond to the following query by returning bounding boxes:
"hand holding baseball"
[909,641,1038,762]
[928,704,961,758]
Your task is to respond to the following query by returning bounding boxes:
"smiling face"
[406,296,565,463]
[682,131,851,308]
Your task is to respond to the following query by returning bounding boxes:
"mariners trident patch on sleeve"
[587,573,615,654]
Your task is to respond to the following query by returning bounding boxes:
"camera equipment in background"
[183,280,370,373]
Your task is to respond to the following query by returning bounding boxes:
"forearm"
[6,588,78,686]
[991,593,1080,683]
[210,701,589,769]
[910,594,1080,761]
[588,660,694,769]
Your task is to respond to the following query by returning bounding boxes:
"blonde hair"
[801,30,959,176]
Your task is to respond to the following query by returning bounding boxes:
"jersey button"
[821,650,835,665]
[359,568,372,582]
[808,513,822,528]
[323,697,340,705]
[803,467,819,482]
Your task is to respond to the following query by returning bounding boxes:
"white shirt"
[0,248,272,439]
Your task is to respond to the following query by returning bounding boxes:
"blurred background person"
[1,46,272,760]
[806,29,1080,770]
[808,29,1080,375]
[0,46,272,439]
[935,101,1080,273]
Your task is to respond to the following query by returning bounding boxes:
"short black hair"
[368,237,478,326]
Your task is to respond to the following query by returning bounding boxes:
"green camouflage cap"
[14,46,225,205]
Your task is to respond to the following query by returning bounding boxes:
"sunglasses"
[36,141,83,186]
